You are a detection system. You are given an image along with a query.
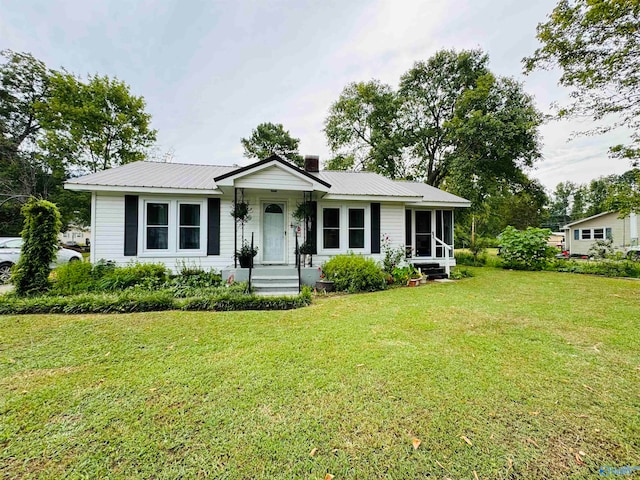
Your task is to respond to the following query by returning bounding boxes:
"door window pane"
[348,208,365,248]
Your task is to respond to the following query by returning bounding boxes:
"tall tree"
[324,80,404,178]
[524,0,640,161]
[38,72,157,174]
[241,122,303,167]
[324,49,543,201]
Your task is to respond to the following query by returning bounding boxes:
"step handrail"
[248,232,254,294]
[433,235,452,277]
[295,234,301,293]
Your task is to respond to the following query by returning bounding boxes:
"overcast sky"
[1,0,633,192]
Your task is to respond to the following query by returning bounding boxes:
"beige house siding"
[565,212,640,255]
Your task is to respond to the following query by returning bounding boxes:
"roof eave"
[64,183,223,195]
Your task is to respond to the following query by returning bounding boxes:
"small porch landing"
[222,266,321,296]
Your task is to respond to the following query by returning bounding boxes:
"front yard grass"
[1,268,638,479]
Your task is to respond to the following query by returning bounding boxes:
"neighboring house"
[59,224,91,245]
[562,211,639,256]
[65,155,470,291]
[547,232,565,250]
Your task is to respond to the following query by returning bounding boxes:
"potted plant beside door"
[235,241,258,268]
[299,241,313,267]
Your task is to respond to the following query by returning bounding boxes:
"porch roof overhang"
[214,155,331,192]
[321,193,423,202]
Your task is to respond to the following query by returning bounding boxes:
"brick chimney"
[304,155,319,173]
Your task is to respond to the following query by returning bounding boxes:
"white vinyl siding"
[234,165,314,191]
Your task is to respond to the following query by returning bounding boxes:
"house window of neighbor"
[581,229,592,240]
[348,208,365,248]
[146,202,169,249]
[593,228,604,240]
[323,208,340,249]
[179,203,201,249]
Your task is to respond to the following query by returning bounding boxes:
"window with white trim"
[146,202,169,249]
[179,203,201,249]
[577,227,611,240]
[323,208,340,249]
[581,229,591,240]
[142,199,206,254]
[348,208,365,248]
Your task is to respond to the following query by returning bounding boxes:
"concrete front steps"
[412,262,449,280]
[250,267,300,296]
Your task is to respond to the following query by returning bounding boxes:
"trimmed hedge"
[0,287,312,315]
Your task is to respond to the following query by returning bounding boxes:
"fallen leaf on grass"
[575,453,585,465]
[331,448,339,453]
[473,470,479,480]
[8,358,16,363]
[105,351,110,356]
[149,388,157,392]
[529,411,540,416]
[579,450,586,456]
[507,458,513,470]
[527,438,539,448]
[461,436,473,446]
[436,460,445,469]
[582,384,594,392]
[325,474,334,480]
[309,448,318,457]
[412,438,421,450]
[166,344,175,350]
[356,364,364,367]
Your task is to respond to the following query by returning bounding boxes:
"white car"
[0,237,83,284]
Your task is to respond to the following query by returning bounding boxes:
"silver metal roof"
[395,181,471,205]
[66,161,236,190]
[66,161,470,205]
[315,171,419,197]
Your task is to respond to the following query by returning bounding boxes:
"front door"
[263,203,285,263]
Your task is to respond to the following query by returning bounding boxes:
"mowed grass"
[1,268,639,479]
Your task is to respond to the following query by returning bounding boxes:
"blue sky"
[1,0,632,191]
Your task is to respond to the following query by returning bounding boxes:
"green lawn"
[1,268,639,479]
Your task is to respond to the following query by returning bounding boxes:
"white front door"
[263,203,285,263]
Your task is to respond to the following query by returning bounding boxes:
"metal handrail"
[433,236,452,277]
[295,234,301,293]
[248,232,254,294]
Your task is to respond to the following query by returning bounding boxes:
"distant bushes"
[548,259,640,278]
[322,254,387,293]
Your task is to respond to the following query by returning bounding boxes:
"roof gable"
[214,155,331,191]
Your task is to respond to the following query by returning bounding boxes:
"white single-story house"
[562,211,639,256]
[65,155,470,293]
[59,224,91,246]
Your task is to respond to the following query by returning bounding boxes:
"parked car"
[626,246,640,260]
[0,237,83,284]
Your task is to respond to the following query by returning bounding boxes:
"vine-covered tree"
[524,0,640,162]
[241,122,303,167]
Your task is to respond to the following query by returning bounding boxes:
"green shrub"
[381,234,406,274]
[0,290,175,315]
[12,199,62,296]
[587,239,614,260]
[450,267,474,279]
[96,263,169,291]
[455,251,486,266]
[549,259,640,278]
[322,254,387,293]
[51,261,94,294]
[498,226,554,271]
[391,265,414,285]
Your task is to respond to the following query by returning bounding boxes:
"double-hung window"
[179,203,201,249]
[142,199,205,254]
[593,228,604,239]
[348,208,365,249]
[581,229,592,240]
[323,208,340,249]
[146,202,169,250]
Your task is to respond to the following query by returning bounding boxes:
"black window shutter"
[207,198,221,255]
[309,201,318,254]
[371,203,381,253]
[124,195,138,256]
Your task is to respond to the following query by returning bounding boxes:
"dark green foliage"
[95,263,169,291]
[498,226,554,271]
[455,251,488,267]
[0,290,175,315]
[449,267,474,279]
[182,287,312,311]
[241,122,303,167]
[548,259,640,278]
[391,265,414,285]
[322,254,387,293]
[12,199,62,296]
[51,260,94,294]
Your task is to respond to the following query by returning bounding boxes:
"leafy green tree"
[324,80,404,178]
[12,199,62,296]
[499,226,554,271]
[241,122,303,167]
[38,72,157,173]
[524,0,640,161]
